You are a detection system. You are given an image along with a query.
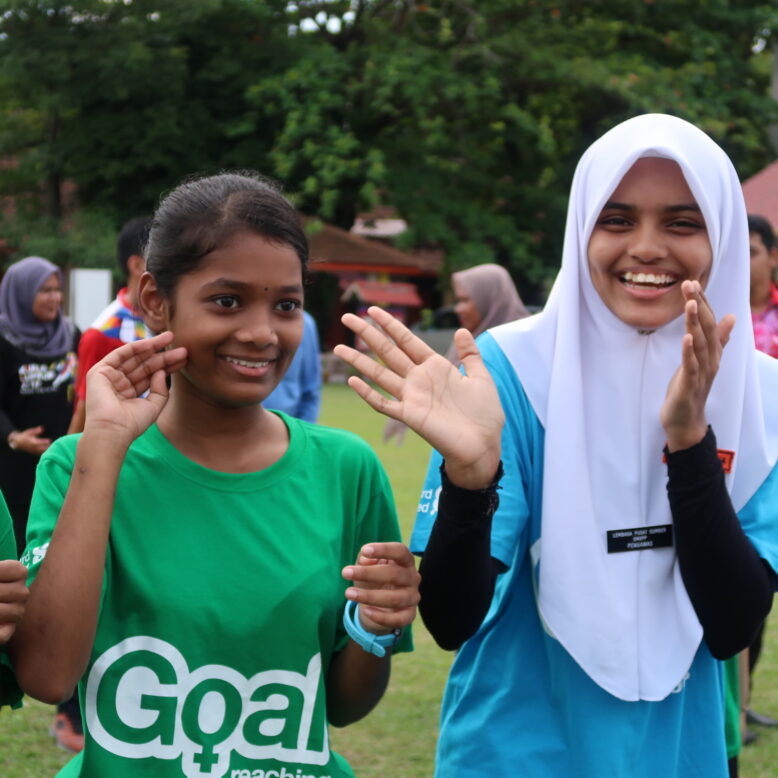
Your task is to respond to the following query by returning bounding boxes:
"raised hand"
[0,560,28,645]
[334,306,503,489]
[660,280,736,451]
[84,331,188,446]
[342,543,420,634]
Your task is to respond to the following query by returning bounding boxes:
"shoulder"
[89,295,124,328]
[77,327,120,361]
[39,433,79,466]
[78,327,111,348]
[298,419,375,458]
[476,331,541,431]
[291,418,384,473]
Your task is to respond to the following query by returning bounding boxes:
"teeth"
[622,271,675,285]
[224,356,269,369]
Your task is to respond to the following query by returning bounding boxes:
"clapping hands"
[660,281,735,451]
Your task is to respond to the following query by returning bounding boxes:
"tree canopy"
[2,0,777,297]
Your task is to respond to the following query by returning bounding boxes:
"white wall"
[68,268,112,331]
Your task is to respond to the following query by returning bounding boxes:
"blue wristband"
[342,600,401,658]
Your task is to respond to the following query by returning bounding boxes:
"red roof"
[742,159,778,230]
[303,218,441,275]
[341,280,423,307]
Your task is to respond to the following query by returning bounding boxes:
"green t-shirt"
[23,414,411,777]
[0,490,22,708]
[723,654,742,760]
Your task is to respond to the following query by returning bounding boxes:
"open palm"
[334,306,503,489]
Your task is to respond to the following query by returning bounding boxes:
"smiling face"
[31,272,63,322]
[587,157,712,330]
[142,231,304,409]
[452,277,482,333]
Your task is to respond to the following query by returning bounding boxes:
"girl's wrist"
[664,422,708,453]
[443,454,502,490]
[6,431,19,450]
[77,428,133,460]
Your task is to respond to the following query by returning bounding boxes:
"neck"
[124,283,139,310]
[157,377,288,473]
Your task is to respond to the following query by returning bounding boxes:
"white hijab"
[491,113,778,701]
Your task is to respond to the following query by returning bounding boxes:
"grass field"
[1,382,777,776]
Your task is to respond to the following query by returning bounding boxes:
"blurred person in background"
[263,309,322,422]
[384,263,529,443]
[742,213,778,732]
[0,257,79,555]
[68,216,152,434]
[0,255,82,752]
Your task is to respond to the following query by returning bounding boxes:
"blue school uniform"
[411,331,778,778]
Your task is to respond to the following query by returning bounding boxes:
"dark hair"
[145,171,308,297]
[748,213,776,252]
[117,216,152,278]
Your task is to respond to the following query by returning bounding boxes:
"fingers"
[334,344,404,398]
[342,542,421,615]
[344,375,403,420]
[453,329,492,380]
[101,331,176,367]
[120,348,188,391]
[0,561,29,643]
[683,299,705,380]
[0,624,16,645]
[92,334,187,397]
[354,542,417,568]
[0,561,27,583]
[681,280,732,378]
[342,306,437,368]
[339,313,416,377]
[717,314,736,348]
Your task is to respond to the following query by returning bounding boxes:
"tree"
[243,0,778,294]
[0,0,293,227]
[2,0,777,296]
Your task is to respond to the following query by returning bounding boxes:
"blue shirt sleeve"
[411,332,545,568]
[738,458,778,584]
[296,312,322,423]
[264,311,322,422]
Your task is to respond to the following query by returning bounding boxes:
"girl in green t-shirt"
[9,172,420,777]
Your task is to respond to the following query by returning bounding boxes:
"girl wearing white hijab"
[334,114,778,777]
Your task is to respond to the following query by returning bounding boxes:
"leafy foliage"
[1,0,777,296]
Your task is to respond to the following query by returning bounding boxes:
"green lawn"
[1,383,777,776]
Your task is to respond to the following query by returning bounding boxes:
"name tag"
[606,524,673,553]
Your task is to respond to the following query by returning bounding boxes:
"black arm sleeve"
[418,462,505,651]
[667,427,776,659]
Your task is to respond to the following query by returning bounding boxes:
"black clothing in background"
[0,330,80,554]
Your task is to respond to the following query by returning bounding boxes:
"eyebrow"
[201,278,303,294]
[601,201,701,213]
